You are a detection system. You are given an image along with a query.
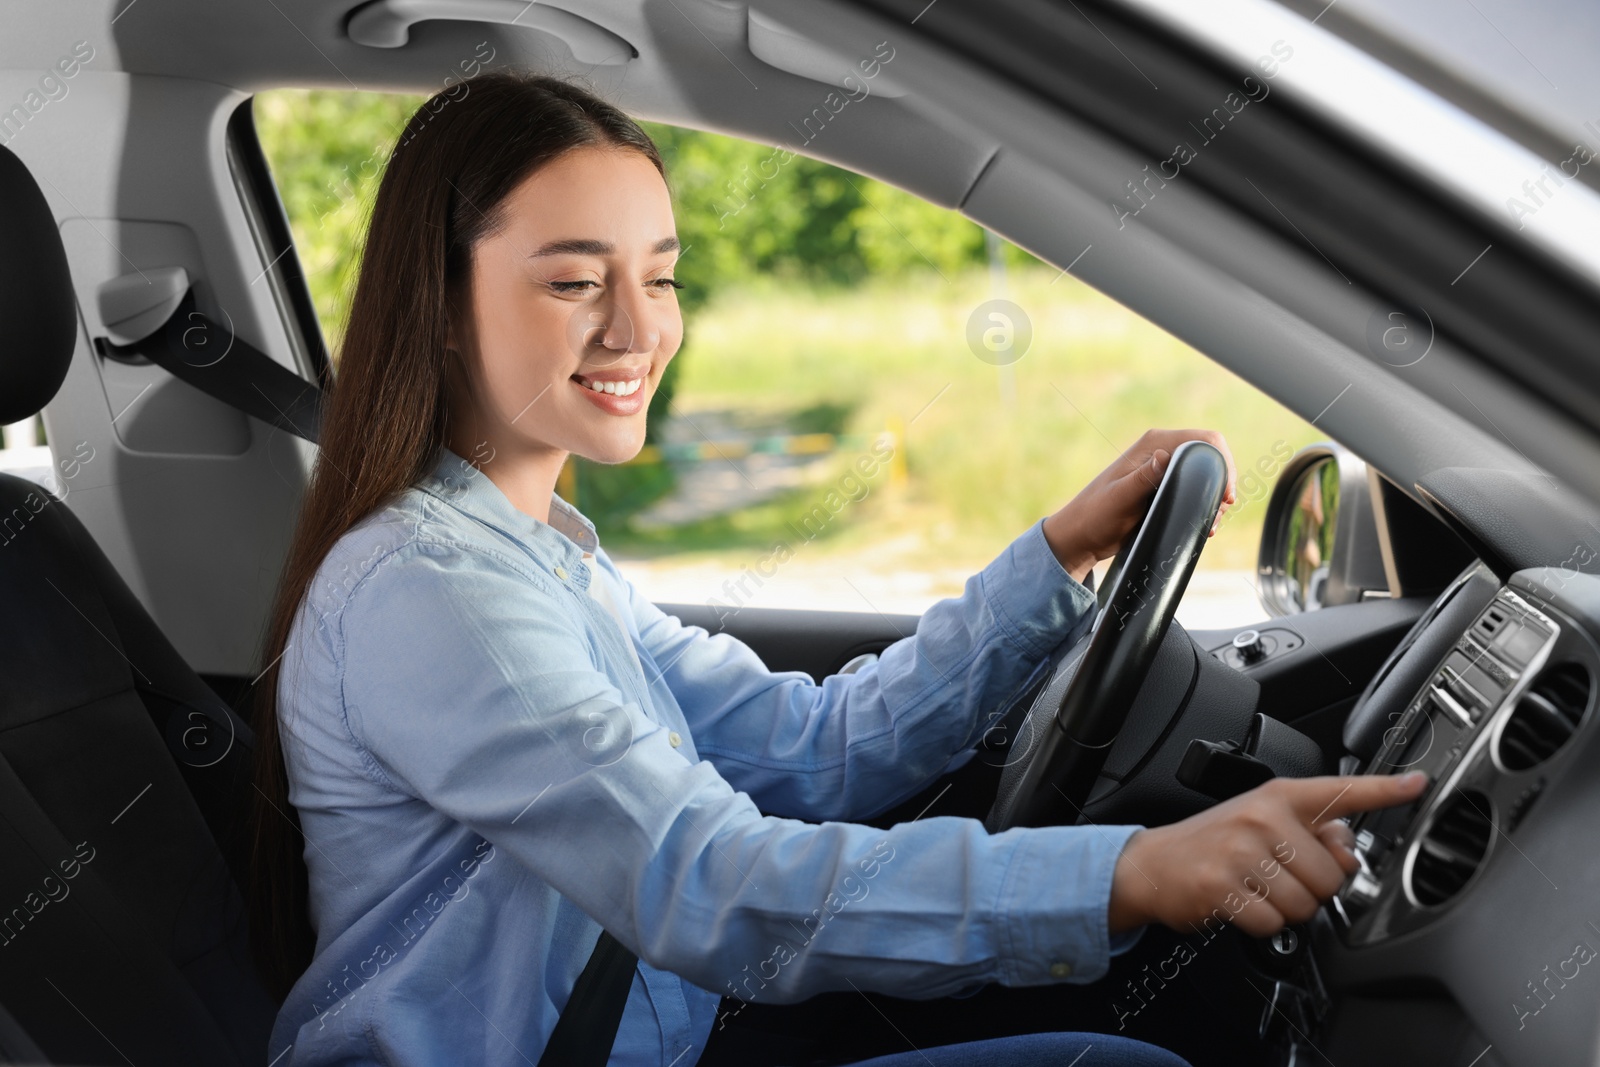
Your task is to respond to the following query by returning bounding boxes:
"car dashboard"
[1310,560,1600,1063]
[1334,576,1584,944]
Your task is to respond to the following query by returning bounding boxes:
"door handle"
[346,0,635,65]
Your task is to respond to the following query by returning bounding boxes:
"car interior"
[3,1,1600,1065]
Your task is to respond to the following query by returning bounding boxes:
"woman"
[251,72,1425,1067]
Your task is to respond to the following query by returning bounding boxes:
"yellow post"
[885,416,908,489]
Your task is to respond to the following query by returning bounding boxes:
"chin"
[581,433,648,467]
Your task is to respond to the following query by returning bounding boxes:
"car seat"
[0,142,276,1065]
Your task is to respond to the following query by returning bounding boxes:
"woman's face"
[446,145,682,468]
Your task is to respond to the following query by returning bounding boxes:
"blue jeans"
[846,1032,1193,1066]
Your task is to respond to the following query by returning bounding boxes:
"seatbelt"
[538,930,639,1066]
[96,284,640,1062]
[94,288,324,444]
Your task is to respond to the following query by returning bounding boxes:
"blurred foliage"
[252,91,425,354]
[571,459,677,536]
[641,120,1037,310]
[252,91,1035,347]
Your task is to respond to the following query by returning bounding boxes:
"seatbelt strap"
[537,930,638,1066]
[94,289,324,444]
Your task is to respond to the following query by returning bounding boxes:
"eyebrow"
[529,236,681,258]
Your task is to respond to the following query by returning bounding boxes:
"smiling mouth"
[570,374,644,397]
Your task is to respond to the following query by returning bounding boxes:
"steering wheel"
[986,440,1230,831]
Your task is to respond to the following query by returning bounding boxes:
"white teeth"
[584,377,643,396]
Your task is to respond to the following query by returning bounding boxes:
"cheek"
[473,295,574,413]
[658,311,685,366]
[478,347,552,417]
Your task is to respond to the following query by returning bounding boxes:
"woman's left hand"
[1041,428,1237,583]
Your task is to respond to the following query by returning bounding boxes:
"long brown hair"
[248,71,665,999]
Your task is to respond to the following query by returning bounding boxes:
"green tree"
[254,90,424,354]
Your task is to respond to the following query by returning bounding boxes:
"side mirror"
[1257,443,1389,615]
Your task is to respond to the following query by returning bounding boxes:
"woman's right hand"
[1040,427,1238,583]
[1108,771,1428,936]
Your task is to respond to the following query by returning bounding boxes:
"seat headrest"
[0,144,77,425]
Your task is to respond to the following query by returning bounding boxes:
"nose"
[589,288,660,366]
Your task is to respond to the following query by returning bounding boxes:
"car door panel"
[656,601,919,681]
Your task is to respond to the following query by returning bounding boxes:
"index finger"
[1284,771,1429,826]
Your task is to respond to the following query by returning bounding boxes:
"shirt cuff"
[994,822,1143,987]
[1109,923,1148,957]
[978,518,1098,660]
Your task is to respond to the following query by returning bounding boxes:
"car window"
[253,89,1325,630]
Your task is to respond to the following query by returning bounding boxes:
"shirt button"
[668,731,682,748]
[1049,962,1072,978]
[554,566,569,580]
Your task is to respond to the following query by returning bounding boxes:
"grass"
[586,265,1327,575]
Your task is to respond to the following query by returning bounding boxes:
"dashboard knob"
[1335,831,1384,919]
[1233,629,1267,664]
[1345,868,1382,907]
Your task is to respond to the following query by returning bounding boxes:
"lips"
[570,367,649,396]
[573,375,643,396]
[569,368,649,415]
[570,366,649,383]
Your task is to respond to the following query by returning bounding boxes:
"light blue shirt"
[268,443,1143,1067]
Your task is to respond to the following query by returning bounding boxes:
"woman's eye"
[549,280,598,294]
[650,278,686,291]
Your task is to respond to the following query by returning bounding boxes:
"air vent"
[1475,606,1508,640]
[1407,790,1493,907]
[1496,663,1592,771]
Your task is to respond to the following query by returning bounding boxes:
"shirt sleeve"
[337,537,1141,1001]
[610,517,1099,822]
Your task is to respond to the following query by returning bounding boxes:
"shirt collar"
[419,444,600,571]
